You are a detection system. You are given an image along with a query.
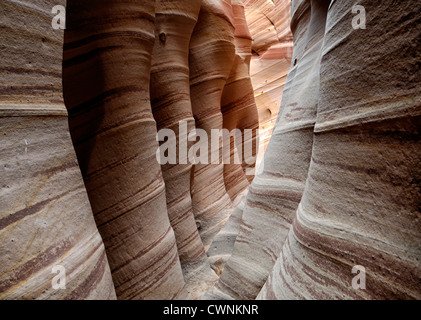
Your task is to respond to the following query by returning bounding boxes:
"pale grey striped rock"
[209,0,326,299]
[0,0,116,300]
[259,0,421,299]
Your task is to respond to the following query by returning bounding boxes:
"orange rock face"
[223,0,259,192]
[244,0,293,149]
[0,0,260,300]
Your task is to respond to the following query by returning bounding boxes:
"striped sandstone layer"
[2,0,418,302]
[150,0,218,299]
[206,0,327,299]
[244,0,293,149]
[205,190,248,280]
[63,0,186,299]
[206,0,260,278]
[0,0,116,299]
[222,0,260,195]
[0,0,262,300]
[259,0,421,299]
[189,0,236,249]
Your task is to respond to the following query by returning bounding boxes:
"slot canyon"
[0,0,420,300]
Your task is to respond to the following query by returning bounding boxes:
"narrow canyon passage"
[0,0,420,300]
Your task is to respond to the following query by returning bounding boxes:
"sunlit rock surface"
[245,0,294,149]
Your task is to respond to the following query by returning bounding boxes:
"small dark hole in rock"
[159,32,167,44]
[195,220,201,230]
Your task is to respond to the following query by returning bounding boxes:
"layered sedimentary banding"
[222,0,259,199]
[259,0,421,299]
[208,0,327,300]
[222,54,259,187]
[0,0,116,299]
[244,0,293,149]
[189,0,236,249]
[231,0,253,67]
[244,0,292,55]
[63,0,186,299]
[205,190,247,282]
[150,0,218,299]
[2,0,419,302]
[198,0,260,280]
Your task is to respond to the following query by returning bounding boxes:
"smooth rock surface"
[0,0,116,300]
[150,0,218,299]
[245,0,293,149]
[189,0,236,249]
[63,0,186,299]
[2,0,419,301]
[208,0,325,299]
[259,0,421,299]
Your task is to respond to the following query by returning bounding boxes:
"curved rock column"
[209,0,329,299]
[0,0,116,299]
[189,0,236,249]
[63,0,186,299]
[150,0,218,299]
[259,0,421,299]
[206,0,259,277]
[222,0,259,200]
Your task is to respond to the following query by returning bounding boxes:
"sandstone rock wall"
[212,0,421,300]
[0,0,116,299]
[206,0,322,299]
[0,0,259,300]
[222,0,260,189]
[259,0,421,299]
[244,0,294,149]
[63,0,187,299]
[189,0,236,249]
[150,0,218,299]
[1,0,419,301]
